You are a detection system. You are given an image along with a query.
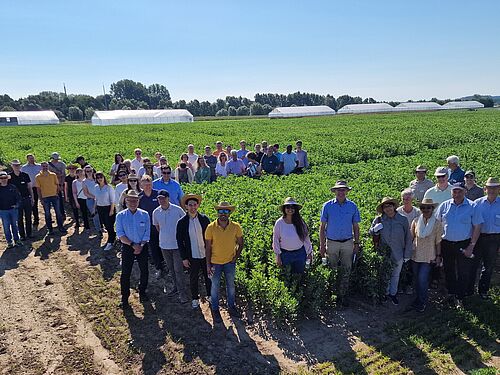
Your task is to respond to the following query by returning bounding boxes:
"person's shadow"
[0,242,33,277]
[34,233,61,260]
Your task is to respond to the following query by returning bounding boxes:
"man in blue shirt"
[226,151,245,176]
[236,140,249,167]
[152,165,184,206]
[261,147,280,175]
[116,190,151,308]
[446,155,465,184]
[319,180,361,306]
[470,177,500,299]
[435,183,482,307]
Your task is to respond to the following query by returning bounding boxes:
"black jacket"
[176,213,211,261]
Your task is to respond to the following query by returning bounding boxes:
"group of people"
[0,150,498,318]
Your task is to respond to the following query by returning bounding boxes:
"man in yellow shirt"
[205,202,244,321]
[35,162,66,235]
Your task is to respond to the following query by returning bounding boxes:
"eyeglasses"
[118,174,127,177]
[284,205,296,210]
[217,209,231,214]
[129,180,138,183]
[420,206,433,210]
[382,204,394,208]
[96,176,104,179]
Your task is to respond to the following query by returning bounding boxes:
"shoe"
[191,299,200,309]
[6,242,15,249]
[118,300,130,309]
[479,293,490,300]
[381,295,388,303]
[389,295,399,306]
[103,243,114,251]
[139,293,149,303]
[15,240,24,247]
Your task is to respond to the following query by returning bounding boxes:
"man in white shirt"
[187,144,198,172]
[130,148,143,173]
[281,145,299,175]
[152,190,188,303]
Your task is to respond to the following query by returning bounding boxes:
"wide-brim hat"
[10,159,21,166]
[434,167,448,177]
[418,198,439,208]
[376,197,399,214]
[124,190,140,199]
[485,177,500,187]
[0,171,11,179]
[280,197,302,210]
[330,180,352,191]
[464,170,475,178]
[51,152,61,160]
[415,165,427,172]
[127,173,139,180]
[181,193,202,208]
[214,201,235,212]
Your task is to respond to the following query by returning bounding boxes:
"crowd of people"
[0,147,498,319]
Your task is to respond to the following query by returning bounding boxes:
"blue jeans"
[41,196,64,229]
[387,258,404,296]
[210,262,236,310]
[280,246,307,274]
[86,198,101,230]
[0,208,20,244]
[412,261,431,308]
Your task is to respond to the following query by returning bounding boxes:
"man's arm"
[234,236,244,261]
[465,224,481,257]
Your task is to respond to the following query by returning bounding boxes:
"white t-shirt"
[114,182,127,207]
[272,217,313,255]
[152,204,185,249]
[215,162,228,177]
[189,215,206,259]
[130,158,143,173]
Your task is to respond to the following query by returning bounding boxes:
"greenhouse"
[0,110,59,126]
[441,101,484,110]
[395,102,442,111]
[91,109,194,126]
[268,105,335,118]
[336,103,394,114]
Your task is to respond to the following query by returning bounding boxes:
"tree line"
[0,79,495,121]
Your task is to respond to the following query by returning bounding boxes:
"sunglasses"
[284,205,296,210]
[162,171,171,174]
[217,209,231,214]
[135,151,142,154]
[96,176,104,179]
[420,206,433,210]
[129,179,138,183]
[118,174,127,177]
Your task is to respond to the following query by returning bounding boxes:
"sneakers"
[389,294,399,306]
[103,243,114,251]
[192,299,200,309]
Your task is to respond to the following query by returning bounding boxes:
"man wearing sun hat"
[176,193,212,309]
[205,202,244,320]
[0,171,22,248]
[319,180,361,306]
[9,159,33,240]
[409,165,434,202]
[423,167,453,206]
[469,177,500,299]
[435,182,482,308]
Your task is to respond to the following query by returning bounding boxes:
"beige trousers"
[326,239,354,296]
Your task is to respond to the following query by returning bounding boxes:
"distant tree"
[388,101,400,107]
[186,100,201,116]
[1,105,15,111]
[173,100,187,109]
[324,94,337,110]
[136,101,149,109]
[236,105,250,116]
[227,106,237,116]
[250,102,264,115]
[216,98,226,110]
[84,107,95,120]
[215,108,228,117]
[200,101,213,116]
[110,79,148,102]
[0,94,16,109]
[226,96,240,108]
[472,95,494,108]
[147,84,170,108]
[54,110,65,120]
[122,105,131,110]
[262,104,273,115]
[159,98,172,109]
[68,106,83,121]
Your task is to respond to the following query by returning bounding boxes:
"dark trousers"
[189,257,211,300]
[32,187,39,224]
[97,205,116,244]
[17,196,33,238]
[120,244,149,301]
[442,239,473,300]
[69,197,79,227]
[469,233,500,295]
[148,226,163,270]
[58,188,65,217]
[41,196,64,230]
[76,198,90,229]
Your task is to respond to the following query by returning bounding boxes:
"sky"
[3,0,500,102]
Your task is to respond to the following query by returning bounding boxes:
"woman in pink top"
[272,197,312,274]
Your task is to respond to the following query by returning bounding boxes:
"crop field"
[0,109,499,374]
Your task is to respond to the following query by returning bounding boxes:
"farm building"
[0,110,59,126]
[336,103,394,114]
[395,102,442,111]
[268,105,335,118]
[91,109,194,126]
[441,101,484,110]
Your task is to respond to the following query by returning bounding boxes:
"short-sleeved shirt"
[130,158,143,173]
[465,185,484,202]
[473,196,500,234]
[435,198,482,241]
[261,154,280,173]
[35,171,59,198]
[94,184,115,206]
[21,163,42,185]
[396,206,421,227]
[9,171,31,197]
[152,178,184,206]
[449,167,465,184]
[116,208,150,243]
[226,159,245,175]
[320,198,361,240]
[281,152,298,175]
[409,178,434,202]
[296,150,309,168]
[215,162,228,177]
[423,184,453,206]
[236,149,249,166]
[139,190,160,221]
[152,204,185,249]
[48,160,66,185]
[205,220,243,264]
[274,152,282,162]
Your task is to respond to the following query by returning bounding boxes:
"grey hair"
[401,188,414,199]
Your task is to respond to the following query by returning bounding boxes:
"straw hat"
[181,193,202,208]
[10,159,21,166]
[0,171,11,180]
[485,177,500,187]
[376,197,399,214]
[418,198,439,208]
[279,197,302,210]
[127,173,139,180]
[415,165,427,172]
[124,190,140,199]
[434,167,448,177]
[330,180,352,191]
[214,201,235,212]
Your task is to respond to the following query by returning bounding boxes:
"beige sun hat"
[181,193,202,208]
[485,177,500,187]
[434,167,448,177]
[418,198,439,208]
[214,201,235,212]
[124,190,140,199]
[330,180,352,191]
[280,197,302,210]
[415,165,427,172]
[376,197,399,214]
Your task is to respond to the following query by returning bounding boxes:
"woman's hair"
[84,166,95,179]
[114,153,124,164]
[246,152,257,161]
[281,205,308,242]
[95,171,108,186]
[127,178,141,192]
[180,153,188,161]
[218,152,227,162]
[197,157,206,169]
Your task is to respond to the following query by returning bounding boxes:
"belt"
[281,246,305,253]
[328,238,352,243]
[442,238,470,244]
[480,233,500,237]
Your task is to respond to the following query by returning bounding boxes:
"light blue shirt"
[274,151,282,162]
[435,198,482,241]
[21,163,42,183]
[281,152,298,175]
[116,208,151,243]
[226,159,245,175]
[473,196,500,234]
[236,149,249,166]
[320,198,361,240]
[152,178,184,206]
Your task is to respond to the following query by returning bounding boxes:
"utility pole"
[63,83,67,96]
[102,84,108,110]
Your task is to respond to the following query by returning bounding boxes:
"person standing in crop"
[464,171,484,201]
[295,140,309,173]
[435,183,482,308]
[320,181,361,307]
[130,148,144,174]
[206,202,244,321]
[423,167,453,206]
[446,155,465,184]
[280,145,299,175]
[409,165,434,202]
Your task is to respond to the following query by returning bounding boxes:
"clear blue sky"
[3,0,500,102]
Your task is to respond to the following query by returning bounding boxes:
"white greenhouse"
[395,102,442,112]
[337,103,394,114]
[441,101,484,110]
[91,109,194,126]
[268,105,335,118]
[0,111,59,126]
